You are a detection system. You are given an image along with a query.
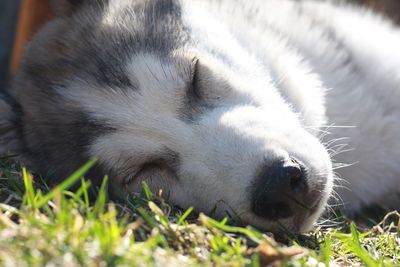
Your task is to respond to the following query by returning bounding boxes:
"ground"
[0,157,399,266]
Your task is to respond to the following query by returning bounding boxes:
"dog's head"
[1,0,333,232]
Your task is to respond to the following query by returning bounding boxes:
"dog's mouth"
[291,195,325,231]
[237,197,324,233]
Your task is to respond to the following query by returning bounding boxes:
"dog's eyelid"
[190,57,200,86]
[187,57,202,100]
[190,56,199,73]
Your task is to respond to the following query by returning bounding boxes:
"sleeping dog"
[1,0,399,232]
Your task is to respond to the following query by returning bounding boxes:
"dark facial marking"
[10,0,191,185]
[93,53,133,88]
[22,109,115,184]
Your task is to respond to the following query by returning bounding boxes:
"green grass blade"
[141,181,153,201]
[94,176,109,215]
[178,207,193,225]
[22,167,36,208]
[349,223,380,267]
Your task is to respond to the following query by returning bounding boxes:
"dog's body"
[0,0,399,232]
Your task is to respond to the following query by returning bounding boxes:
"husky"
[0,0,399,232]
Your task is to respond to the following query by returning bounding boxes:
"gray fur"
[4,0,188,181]
[1,0,399,231]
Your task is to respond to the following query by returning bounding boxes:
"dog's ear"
[50,0,84,16]
[0,95,21,155]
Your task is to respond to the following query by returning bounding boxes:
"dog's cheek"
[125,164,179,199]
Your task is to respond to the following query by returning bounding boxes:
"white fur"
[237,0,400,211]
[38,0,400,231]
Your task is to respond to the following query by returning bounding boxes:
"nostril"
[283,157,308,194]
[287,165,305,192]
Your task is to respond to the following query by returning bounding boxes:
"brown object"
[257,241,306,266]
[365,0,400,23]
[10,0,53,77]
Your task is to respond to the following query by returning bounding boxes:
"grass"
[0,157,399,266]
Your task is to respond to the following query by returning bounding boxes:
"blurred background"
[0,0,399,91]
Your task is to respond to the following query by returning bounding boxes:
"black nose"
[252,158,308,220]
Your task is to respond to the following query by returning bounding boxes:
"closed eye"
[123,150,180,186]
[188,56,201,101]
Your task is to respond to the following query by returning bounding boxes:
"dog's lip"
[290,195,324,231]
[291,211,311,231]
[305,185,326,211]
[242,192,324,232]
[308,196,323,214]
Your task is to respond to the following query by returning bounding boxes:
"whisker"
[332,162,356,170]
[323,137,350,148]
